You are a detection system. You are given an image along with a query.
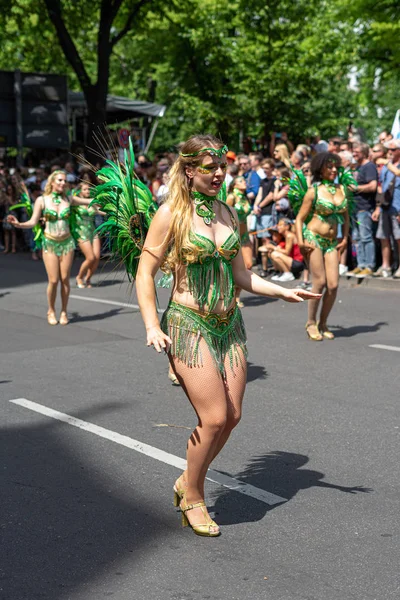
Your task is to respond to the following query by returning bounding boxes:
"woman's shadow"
[210,451,372,525]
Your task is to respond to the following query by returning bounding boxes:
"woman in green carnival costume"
[92,135,319,536]
[7,170,91,325]
[226,175,253,307]
[292,152,356,341]
[74,182,101,288]
[125,134,319,537]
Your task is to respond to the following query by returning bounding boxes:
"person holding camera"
[374,139,400,278]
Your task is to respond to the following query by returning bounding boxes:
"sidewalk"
[339,273,400,290]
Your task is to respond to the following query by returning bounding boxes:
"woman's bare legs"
[85,237,101,285]
[270,250,293,273]
[3,230,17,253]
[59,250,75,313]
[170,341,246,531]
[42,250,60,313]
[77,240,95,285]
[307,248,326,335]
[319,250,339,328]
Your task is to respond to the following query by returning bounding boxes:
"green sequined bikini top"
[314,184,347,225]
[232,189,252,224]
[75,205,96,218]
[185,201,241,311]
[43,204,71,222]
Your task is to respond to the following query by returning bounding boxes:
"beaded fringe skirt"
[43,234,76,256]
[161,301,247,376]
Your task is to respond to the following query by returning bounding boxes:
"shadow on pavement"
[331,321,388,338]
[242,295,278,307]
[1,403,169,599]
[69,307,136,323]
[211,451,372,526]
[246,362,268,382]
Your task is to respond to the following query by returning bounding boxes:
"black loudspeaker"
[0,70,69,149]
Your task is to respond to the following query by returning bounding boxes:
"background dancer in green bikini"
[7,171,91,325]
[293,153,356,341]
[73,182,101,289]
[226,175,253,307]
[135,134,320,537]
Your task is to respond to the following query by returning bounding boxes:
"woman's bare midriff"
[306,215,337,240]
[170,264,236,314]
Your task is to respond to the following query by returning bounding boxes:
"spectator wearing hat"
[374,139,400,278]
[225,152,238,190]
[348,142,379,277]
[226,150,237,165]
[258,225,285,276]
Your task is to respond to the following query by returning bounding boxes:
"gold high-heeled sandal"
[168,371,180,386]
[76,277,86,289]
[318,323,335,340]
[173,475,187,507]
[59,311,69,326]
[180,498,220,537]
[47,311,58,326]
[305,322,323,341]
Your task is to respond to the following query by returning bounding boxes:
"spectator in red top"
[265,219,305,282]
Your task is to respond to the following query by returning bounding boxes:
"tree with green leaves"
[0,0,158,156]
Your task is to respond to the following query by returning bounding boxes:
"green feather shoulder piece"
[338,167,357,217]
[288,167,311,219]
[90,138,158,280]
[10,192,43,248]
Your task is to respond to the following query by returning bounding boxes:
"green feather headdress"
[90,138,158,280]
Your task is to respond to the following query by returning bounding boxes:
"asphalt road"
[1,253,400,600]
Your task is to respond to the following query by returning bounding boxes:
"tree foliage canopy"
[0,0,398,151]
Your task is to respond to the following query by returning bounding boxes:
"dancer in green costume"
[92,134,319,537]
[290,152,356,341]
[72,182,101,288]
[7,170,91,325]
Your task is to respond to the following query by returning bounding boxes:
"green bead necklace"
[322,180,336,195]
[52,192,63,204]
[192,191,216,225]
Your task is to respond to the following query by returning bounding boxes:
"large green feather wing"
[10,191,43,248]
[90,138,158,280]
[288,168,312,221]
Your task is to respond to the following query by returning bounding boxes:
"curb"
[339,274,400,291]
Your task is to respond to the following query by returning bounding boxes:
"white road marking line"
[10,398,287,506]
[369,344,400,353]
[70,294,165,313]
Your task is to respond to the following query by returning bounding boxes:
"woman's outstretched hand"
[282,289,322,303]
[6,215,20,227]
[146,326,172,353]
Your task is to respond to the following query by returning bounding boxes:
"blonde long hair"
[43,170,66,196]
[275,143,291,169]
[162,134,225,271]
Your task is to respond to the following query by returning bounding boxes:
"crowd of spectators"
[1,130,399,283]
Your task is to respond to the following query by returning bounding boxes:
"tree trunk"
[84,85,109,165]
